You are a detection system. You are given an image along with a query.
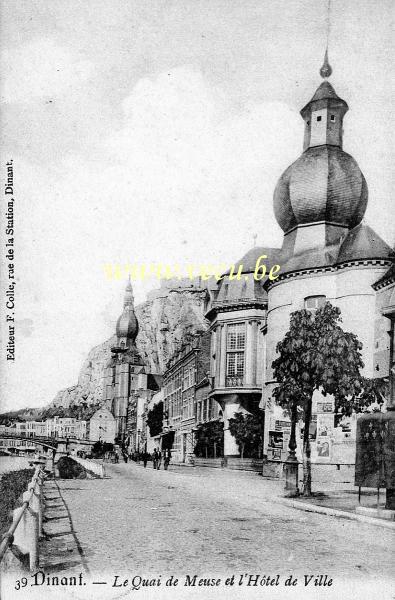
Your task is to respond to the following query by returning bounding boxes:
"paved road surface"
[35,462,395,600]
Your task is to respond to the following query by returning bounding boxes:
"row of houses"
[0,408,116,444]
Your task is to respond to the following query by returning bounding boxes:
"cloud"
[1,37,93,104]
[1,64,304,411]
[98,66,301,255]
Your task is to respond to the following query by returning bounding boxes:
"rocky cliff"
[44,280,211,416]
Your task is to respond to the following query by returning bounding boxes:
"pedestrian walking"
[164,448,171,470]
[156,449,162,470]
[143,451,149,468]
[152,448,158,469]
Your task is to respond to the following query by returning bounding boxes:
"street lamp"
[284,400,299,497]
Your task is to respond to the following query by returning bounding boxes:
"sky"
[0,0,394,411]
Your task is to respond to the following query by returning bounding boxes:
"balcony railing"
[225,376,244,387]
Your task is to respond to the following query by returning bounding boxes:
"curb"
[278,496,395,530]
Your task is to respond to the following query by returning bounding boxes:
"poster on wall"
[317,413,335,438]
[317,438,332,460]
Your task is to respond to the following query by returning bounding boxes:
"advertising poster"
[0,1,394,600]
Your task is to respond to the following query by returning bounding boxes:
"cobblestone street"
[33,463,395,600]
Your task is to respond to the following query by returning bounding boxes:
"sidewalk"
[133,460,395,529]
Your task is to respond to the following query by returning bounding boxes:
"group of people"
[149,448,171,470]
[102,446,172,468]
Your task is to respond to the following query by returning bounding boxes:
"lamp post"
[284,400,299,496]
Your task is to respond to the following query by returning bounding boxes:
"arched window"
[304,295,326,311]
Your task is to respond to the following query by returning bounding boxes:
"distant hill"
[1,278,212,422]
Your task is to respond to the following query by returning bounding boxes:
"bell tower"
[301,51,348,151]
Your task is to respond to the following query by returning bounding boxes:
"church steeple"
[115,279,139,348]
[300,54,348,151]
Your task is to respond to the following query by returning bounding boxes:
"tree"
[228,412,265,458]
[92,441,114,457]
[272,302,385,497]
[194,421,224,458]
[146,401,163,437]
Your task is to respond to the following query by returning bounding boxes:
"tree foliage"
[146,401,163,437]
[272,302,387,496]
[228,412,265,458]
[92,441,114,457]
[194,420,224,458]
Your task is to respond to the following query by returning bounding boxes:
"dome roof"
[212,245,283,307]
[270,224,392,279]
[116,305,139,341]
[230,246,282,273]
[337,224,393,264]
[273,145,368,233]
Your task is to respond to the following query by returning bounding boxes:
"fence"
[0,466,46,571]
[71,456,105,478]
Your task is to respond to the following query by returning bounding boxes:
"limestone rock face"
[45,283,209,415]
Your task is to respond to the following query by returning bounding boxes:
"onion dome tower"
[114,278,139,350]
[273,53,368,258]
[104,279,145,441]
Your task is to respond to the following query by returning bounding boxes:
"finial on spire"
[124,276,134,307]
[320,48,332,79]
[320,0,332,78]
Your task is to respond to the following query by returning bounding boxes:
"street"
[32,462,394,600]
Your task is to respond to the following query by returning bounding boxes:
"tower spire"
[124,276,134,307]
[320,0,332,78]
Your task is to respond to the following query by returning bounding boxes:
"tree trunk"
[241,443,244,460]
[302,398,312,497]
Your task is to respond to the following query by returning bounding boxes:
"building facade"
[162,331,211,463]
[87,407,116,443]
[261,57,393,465]
[205,252,278,457]
[204,54,393,467]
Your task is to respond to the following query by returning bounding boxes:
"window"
[208,398,215,421]
[226,323,246,377]
[307,120,310,126]
[227,323,246,350]
[304,295,326,311]
[241,281,247,298]
[330,114,336,122]
[226,352,245,376]
[317,115,322,122]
